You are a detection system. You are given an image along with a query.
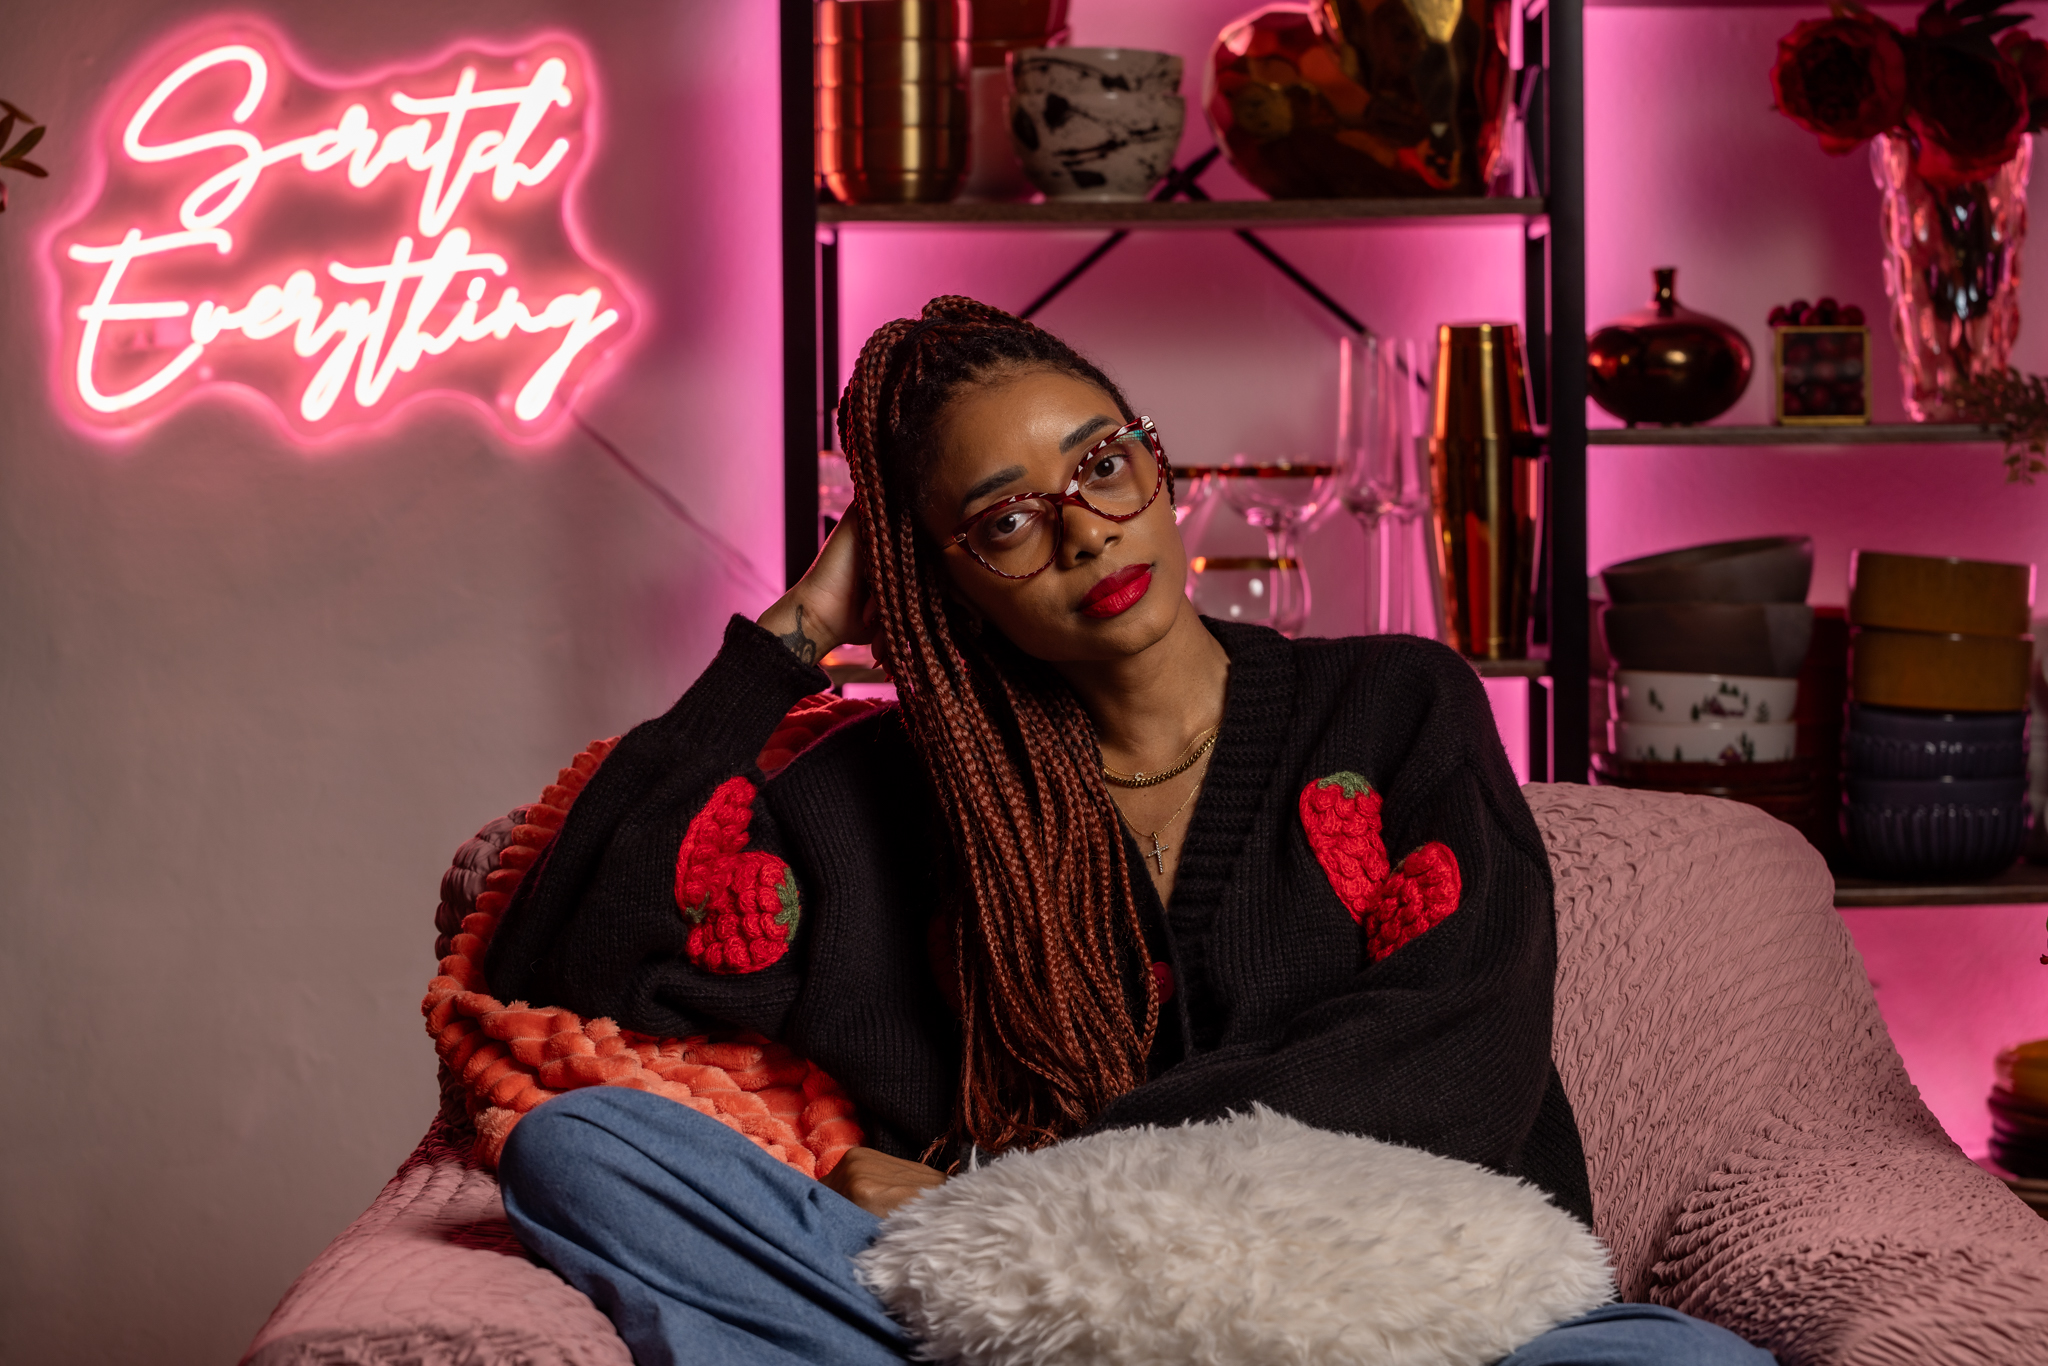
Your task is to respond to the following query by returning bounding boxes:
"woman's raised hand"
[822,1145,947,1218]
[758,507,874,667]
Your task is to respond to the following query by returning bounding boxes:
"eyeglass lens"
[964,430,1162,577]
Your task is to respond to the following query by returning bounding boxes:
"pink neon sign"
[50,22,632,442]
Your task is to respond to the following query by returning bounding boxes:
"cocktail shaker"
[1429,322,1542,660]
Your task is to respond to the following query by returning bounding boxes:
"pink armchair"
[243,783,2048,1366]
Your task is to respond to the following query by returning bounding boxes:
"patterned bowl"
[1612,720,1796,764]
[1612,670,1798,725]
[1845,703,2027,780]
[1843,773,2028,878]
[1008,48,1185,200]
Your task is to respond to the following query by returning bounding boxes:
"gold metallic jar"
[816,0,971,204]
[1429,322,1541,660]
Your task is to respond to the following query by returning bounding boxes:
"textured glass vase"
[1872,134,2030,421]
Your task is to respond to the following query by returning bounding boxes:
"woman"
[486,298,1772,1365]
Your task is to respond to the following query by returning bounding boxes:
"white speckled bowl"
[1613,720,1797,764]
[1613,671,1799,726]
[1007,48,1185,200]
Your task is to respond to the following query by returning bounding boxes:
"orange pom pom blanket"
[421,692,886,1174]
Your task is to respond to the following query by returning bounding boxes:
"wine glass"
[1204,454,1336,637]
[1186,497,1312,636]
[1338,335,1437,637]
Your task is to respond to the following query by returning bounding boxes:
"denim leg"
[1500,1304,1778,1366]
[498,1087,911,1366]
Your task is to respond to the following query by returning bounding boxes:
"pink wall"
[1,3,782,1362]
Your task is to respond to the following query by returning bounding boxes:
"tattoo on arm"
[777,604,820,666]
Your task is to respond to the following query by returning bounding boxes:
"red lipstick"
[1080,564,1152,619]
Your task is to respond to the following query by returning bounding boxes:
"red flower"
[1771,14,1909,154]
[1999,32,2048,132]
[1906,40,2029,187]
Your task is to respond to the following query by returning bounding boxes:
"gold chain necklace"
[1100,726,1220,789]
[1113,772,1206,876]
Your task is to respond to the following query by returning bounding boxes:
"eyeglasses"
[944,417,1171,580]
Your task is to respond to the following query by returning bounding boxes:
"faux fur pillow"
[856,1106,1614,1366]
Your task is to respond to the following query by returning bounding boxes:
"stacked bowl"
[1843,551,2035,878]
[1600,537,1814,765]
[1594,537,1829,844]
[816,0,971,204]
[1989,1041,2048,1206]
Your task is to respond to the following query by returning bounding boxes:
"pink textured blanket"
[245,785,2048,1366]
[1535,784,2048,1365]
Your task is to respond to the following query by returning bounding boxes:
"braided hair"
[838,296,1159,1156]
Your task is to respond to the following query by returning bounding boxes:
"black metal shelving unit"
[780,0,1592,782]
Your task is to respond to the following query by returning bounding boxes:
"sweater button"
[1151,961,1175,1003]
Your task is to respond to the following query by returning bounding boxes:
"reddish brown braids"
[838,295,1159,1156]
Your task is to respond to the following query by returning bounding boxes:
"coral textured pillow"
[856,1107,1614,1366]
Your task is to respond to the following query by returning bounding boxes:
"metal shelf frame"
[780,0,1593,782]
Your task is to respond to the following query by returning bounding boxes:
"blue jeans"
[500,1089,1776,1366]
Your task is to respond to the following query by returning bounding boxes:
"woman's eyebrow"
[960,465,1028,513]
[1059,416,1116,453]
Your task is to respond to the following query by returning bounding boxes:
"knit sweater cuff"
[679,614,837,764]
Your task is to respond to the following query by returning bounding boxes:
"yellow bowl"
[1998,1041,2048,1107]
[1850,626,2033,712]
[1849,550,2034,637]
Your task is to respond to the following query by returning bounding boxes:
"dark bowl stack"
[1594,537,1831,844]
[1844,551,2034,879]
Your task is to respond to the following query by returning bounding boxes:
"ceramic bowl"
[1850,627,2033,712]
[1843,773,2027,878]
[1612,670,1799,725]
[1612,720,1796,764]
[1009,46,1183,95]
[1008,88,1185,200]
[1600,602,1814,677]
[1849,550,2034,637]
[1844,703,2027,780]
[1600,535,1813,605]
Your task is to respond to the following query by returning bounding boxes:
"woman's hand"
[758,507,875,666]
[823,1145,947,1218]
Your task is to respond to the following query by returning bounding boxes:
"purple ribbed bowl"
[1844,774,2028,878]
[1845,704,2028,780]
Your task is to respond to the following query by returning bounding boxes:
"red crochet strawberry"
[1299,771,1462,963]
[675,776,801,974]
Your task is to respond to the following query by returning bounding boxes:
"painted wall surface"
[4,2,2046,1363]
[1,2,781,1362]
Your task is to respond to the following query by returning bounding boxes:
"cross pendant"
[1147,833,1170,875]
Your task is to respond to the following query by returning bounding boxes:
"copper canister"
[1429,322,1542,660]
[816,0,971,204]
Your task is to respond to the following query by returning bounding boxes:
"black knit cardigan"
[486,614,1594,1225]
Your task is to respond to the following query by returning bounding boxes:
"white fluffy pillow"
[856,1106,1614,1366]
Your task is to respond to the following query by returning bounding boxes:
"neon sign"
[49,22,632,442]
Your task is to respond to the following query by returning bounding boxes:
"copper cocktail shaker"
[1429,322,1542,660]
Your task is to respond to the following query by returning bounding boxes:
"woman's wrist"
[758,595,842,667]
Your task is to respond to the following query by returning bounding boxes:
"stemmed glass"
[1337,335,1437,637]
[1182,456,1333,637]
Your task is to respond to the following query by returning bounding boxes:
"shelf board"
[1834,860,2048,908]
[1589,423,2001,447]
[1471,657,1549,679]
[818,198,1546,229]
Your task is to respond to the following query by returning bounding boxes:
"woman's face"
[919,367,1190,665]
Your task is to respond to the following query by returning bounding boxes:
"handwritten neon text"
[59,35,623,434]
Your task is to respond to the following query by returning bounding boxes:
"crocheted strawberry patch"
[1299,771,1462,963]
[676,776,800,974]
